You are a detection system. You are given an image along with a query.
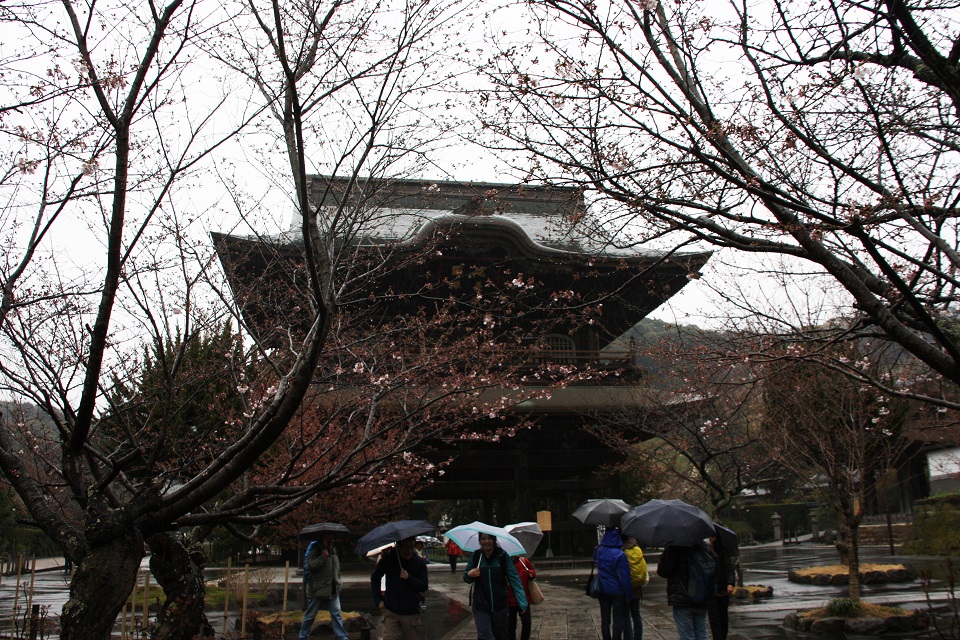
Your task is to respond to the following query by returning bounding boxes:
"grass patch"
[800,599,908,620]
[257,611,364,625]
[791,563,907,578]
[204,585,268,608]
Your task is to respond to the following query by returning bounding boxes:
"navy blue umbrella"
[355,519,436,557]
[298,522,352,540]
[714,524,740,556]
[621,499,715,547]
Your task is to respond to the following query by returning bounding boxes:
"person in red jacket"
[507,556,536,640]
[446,538,463,573]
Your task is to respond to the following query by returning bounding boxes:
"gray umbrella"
[505,522,543,556]
[621,499,715,547]
[572,498,632,527]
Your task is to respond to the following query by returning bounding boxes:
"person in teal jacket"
[464,533,527,640]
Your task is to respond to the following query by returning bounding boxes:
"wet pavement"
[0,544,955,639]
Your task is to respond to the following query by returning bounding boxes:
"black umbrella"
[355,519,436,557]
[572,498,631,527]
[298,522,352,540]
[621,499,715,547]
[714,524,740,556]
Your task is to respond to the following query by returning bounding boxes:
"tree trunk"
[148,532,214,640]
[60,530,144,640]
[847,522,862,600]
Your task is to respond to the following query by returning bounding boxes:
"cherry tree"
[0,0,480,637]
[472,0,960,407]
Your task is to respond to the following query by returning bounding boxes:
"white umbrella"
[504,522,543,556]
[446,521,526,557]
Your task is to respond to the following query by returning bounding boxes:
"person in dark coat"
[656,541,717,640]
[464,533,528,640]
[371,537,429,640]
[593,529,633,640]
[708,532,737,640]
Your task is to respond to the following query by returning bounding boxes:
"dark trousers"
[473,608,509,640]
[508,605,531,640]
[708,594,730,640]
[449,555,459,573]
[598,594,631,640]
[627,593,642,640]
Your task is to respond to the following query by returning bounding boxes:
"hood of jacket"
[600,528,623,548]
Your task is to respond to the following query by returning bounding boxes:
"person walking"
[622,536,648,640]
[464,533,528,640]
[446,538,463,573]
[657,541,717,640]
[708,532,737,640]
[300,532,349,640]
[594,528,633,640]
[507,556,536,640]
[371,537,429,640]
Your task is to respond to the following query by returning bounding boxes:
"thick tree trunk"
[148,532,214,640]
[60,530,144,640]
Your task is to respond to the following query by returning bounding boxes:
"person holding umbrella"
[507,554,536,640]
[370,537,429,640]
[300,532,349,640]
[464,533,528,640]
[656,541,718,640]
[708,527,738,640]
[593,528,633,640]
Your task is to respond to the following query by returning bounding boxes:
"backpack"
[687,543,717,606]
[303,540,318,584]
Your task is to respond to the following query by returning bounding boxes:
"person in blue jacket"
[594,528,634,640]
[464,533,528,640]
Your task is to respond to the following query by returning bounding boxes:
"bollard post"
[223,558,232,637]
[24,557,36,638]
[281,560,290,639]
[241,564,250,639]
[143,571,150,631]
[772,512,782,541]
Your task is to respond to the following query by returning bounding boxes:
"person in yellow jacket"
[622,536,648,640]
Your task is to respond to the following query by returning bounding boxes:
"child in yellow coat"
[623,536,648,640]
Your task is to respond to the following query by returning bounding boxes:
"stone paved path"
[426,566,703,640]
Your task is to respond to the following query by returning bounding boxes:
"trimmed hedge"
[902,493,960,556]
[734,503,814,542]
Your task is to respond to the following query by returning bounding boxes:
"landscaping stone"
[788,565,915,585]
[782,609,929,636]
[733,584,773,601]
[809,617,847,634]
[843,616,885,634]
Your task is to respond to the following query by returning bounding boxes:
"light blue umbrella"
[446,521,526,557]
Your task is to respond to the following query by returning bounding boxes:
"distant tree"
[761,346,910,600]
[594,340,785,518]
